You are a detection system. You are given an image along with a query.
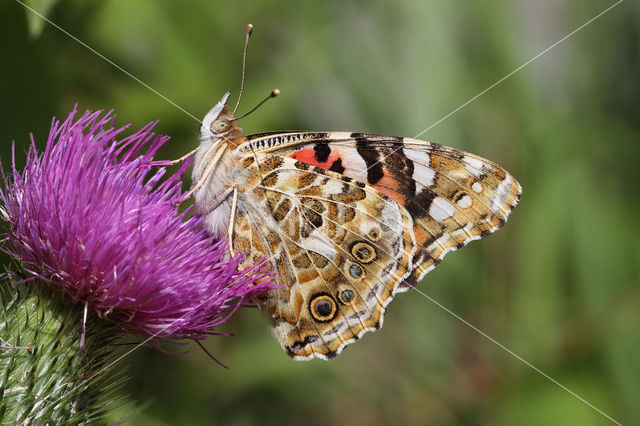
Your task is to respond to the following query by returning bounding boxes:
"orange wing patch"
[289,145,408,206]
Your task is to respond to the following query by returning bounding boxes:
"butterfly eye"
[210,119,231,134]
[350,241,377,264]
[309,293,337,322]
[339,289,355,304]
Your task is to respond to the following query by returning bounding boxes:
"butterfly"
[190,91,521,360]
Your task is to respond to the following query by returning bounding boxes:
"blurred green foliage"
[2,0,639,424]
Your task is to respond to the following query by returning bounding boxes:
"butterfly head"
[200,92,245,148]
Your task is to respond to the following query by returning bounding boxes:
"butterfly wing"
[235,132,521,359]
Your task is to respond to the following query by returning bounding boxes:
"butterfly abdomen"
[192,139,253,238]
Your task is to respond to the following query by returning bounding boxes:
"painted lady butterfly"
[189,90,521,360]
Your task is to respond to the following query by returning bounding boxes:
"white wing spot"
[324,179,343,195]
[457,195,472,208]
[472,182,483,193]
[404,149,435,189]
[429,197,456,222]
[381,202,404,234]
[492,175,513,210]
[338,148,368,182]
[463,156,485,178]
[301,229,337,261]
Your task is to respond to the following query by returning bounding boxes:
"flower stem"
[0,276,127,424]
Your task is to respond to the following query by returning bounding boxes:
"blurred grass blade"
[23,0,58,38]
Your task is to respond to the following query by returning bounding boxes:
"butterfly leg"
[227,186,239,254]
[165,148,198,165]
[181,144,227,201]
[208,186,233,212]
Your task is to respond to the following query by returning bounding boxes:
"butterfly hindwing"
[234,154,417,359]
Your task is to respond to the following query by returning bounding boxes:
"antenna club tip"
[272,89,280,97]
[247,24,254,34]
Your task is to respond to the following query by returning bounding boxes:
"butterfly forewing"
[242,132,521,280]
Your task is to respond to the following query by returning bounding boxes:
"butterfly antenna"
[232,89,279,121]
[233,23,253,114]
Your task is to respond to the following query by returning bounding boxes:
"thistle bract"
[0,108,275,340]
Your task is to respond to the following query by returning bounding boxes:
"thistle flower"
[0,107,275,341]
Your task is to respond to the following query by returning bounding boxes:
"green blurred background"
[2,0,639,424]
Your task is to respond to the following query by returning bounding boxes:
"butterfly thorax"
[192,107,251,238]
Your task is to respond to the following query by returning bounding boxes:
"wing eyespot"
[348,263,364,279]
[350,241,377,264]
[338,289,355,304]
[309,293,338,323]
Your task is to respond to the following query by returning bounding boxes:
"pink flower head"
[0,107,275,341]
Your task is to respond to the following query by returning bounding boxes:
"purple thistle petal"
[0,107,277,341]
